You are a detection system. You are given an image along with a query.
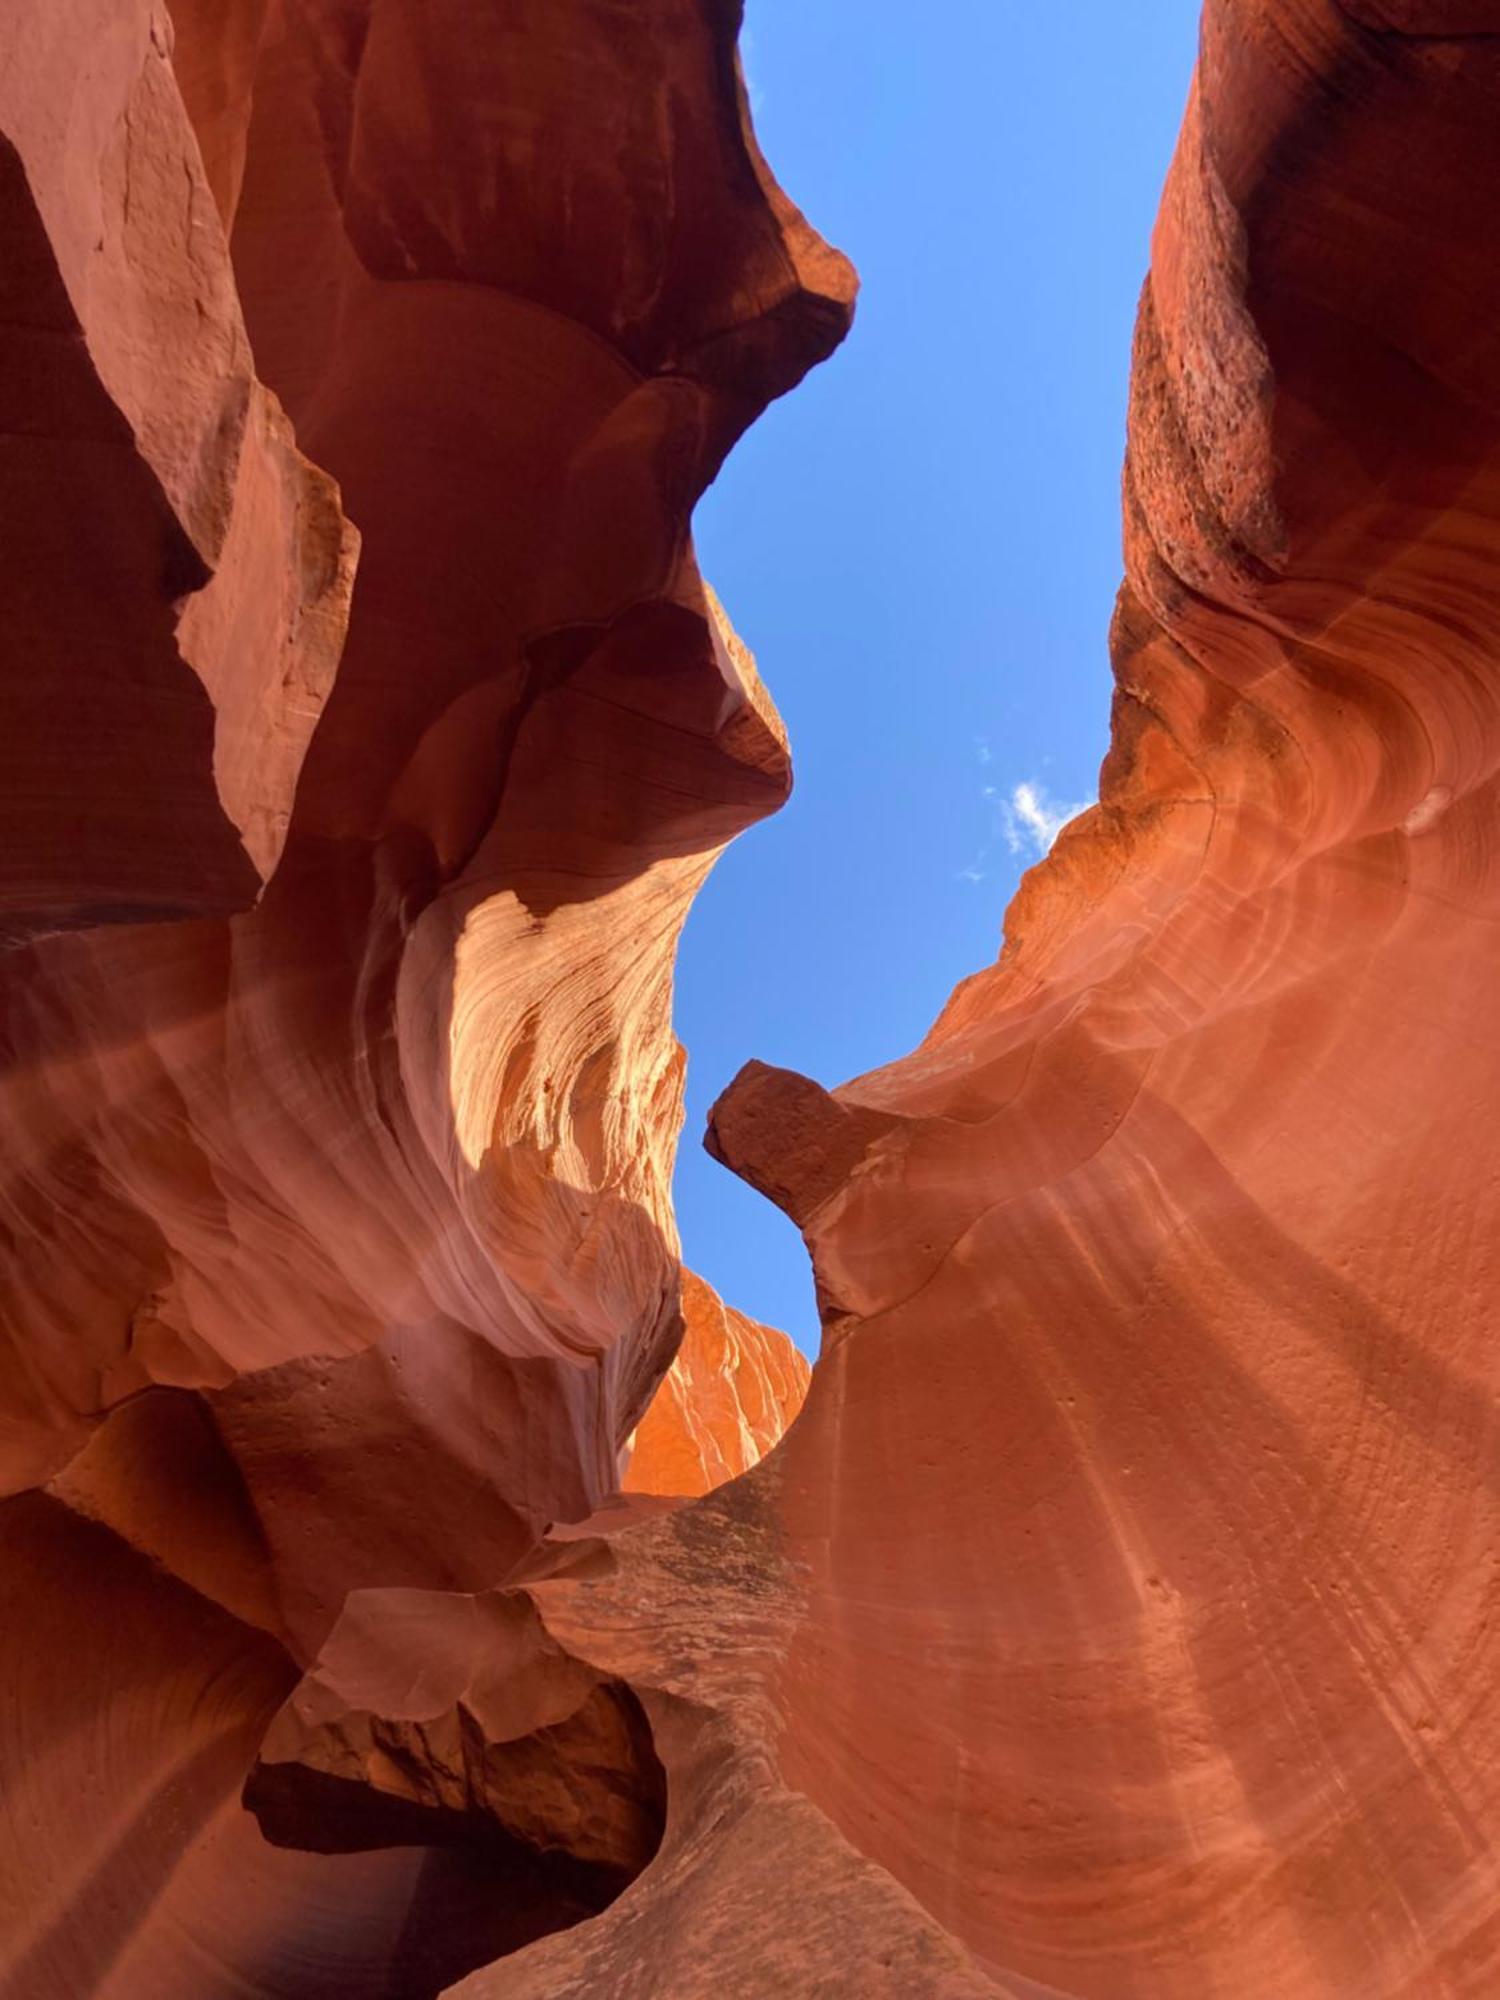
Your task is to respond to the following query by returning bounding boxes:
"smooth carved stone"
[438,1482,1007,2000]
[659,9,1500,1996]
[11,0,1500,1995]
[247,1585,666,1883]
[0,3,352,942]
[0,0,853,1511]
[0,0,855,1991]
[479,5,1500,1994]
[622,1270,810,1499]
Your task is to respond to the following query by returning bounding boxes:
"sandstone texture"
[0,0,845,1991]
[6,0,1500,1996]
[623,1269,810,1499]
[0,4,354,943]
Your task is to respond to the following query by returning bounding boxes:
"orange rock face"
[0,3,353,943]
[0,1,849,1991]
[689,10,1500,1994]
[623,1271,810,1499]
[9,0,1500,1996]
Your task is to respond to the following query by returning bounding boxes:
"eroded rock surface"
[0,3,353,943]
[623,1269,809,1499]
[0,0,849,1991]
[692,7,1500,1994]
[8,0,1500,1996]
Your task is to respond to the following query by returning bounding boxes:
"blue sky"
[674,3,1203,1354]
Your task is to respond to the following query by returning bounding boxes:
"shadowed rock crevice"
[245,1584,668,1884]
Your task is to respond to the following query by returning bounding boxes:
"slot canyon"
[4,2,1500,1995]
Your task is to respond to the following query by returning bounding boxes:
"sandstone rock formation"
[0,1,847,1991]
[7,0,1500,1996]
[688,8,1500,1992]
[623,1269,809,1499]
[0,4,355,944]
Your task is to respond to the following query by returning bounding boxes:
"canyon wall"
[623,1269,810,1500]
[0,2,838,1992]
[683,7,1500,1993]
[6,1,1500,1997]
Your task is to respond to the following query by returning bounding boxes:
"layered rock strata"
[0,1,847,1992]
[686,8,1500,1993]
[8,0,1500,1997]
[623,1268,810,1499]
[271,5,1500,1996]
[0,4,354,943]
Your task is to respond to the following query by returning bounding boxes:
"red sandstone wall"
[8,3,1500,1997]
[0,2,850,1989]
[623,1270,810,1499]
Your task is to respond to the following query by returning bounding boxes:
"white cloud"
[740,30,764,113]
[1000,779,1090,859]
[956,746,1093,887]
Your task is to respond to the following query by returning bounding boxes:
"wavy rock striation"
[7,0,1500,1997]
[0,1,847,1993]
[623,1269,810,1499]
[0,4,354,944]
[681,7,1500,1994]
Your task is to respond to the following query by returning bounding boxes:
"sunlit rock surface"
[0,3,353,943]
[691,6,1500,1994]
[9,0,1500,1995]
[623,1270,809,1499]
[0,0,850,1991]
